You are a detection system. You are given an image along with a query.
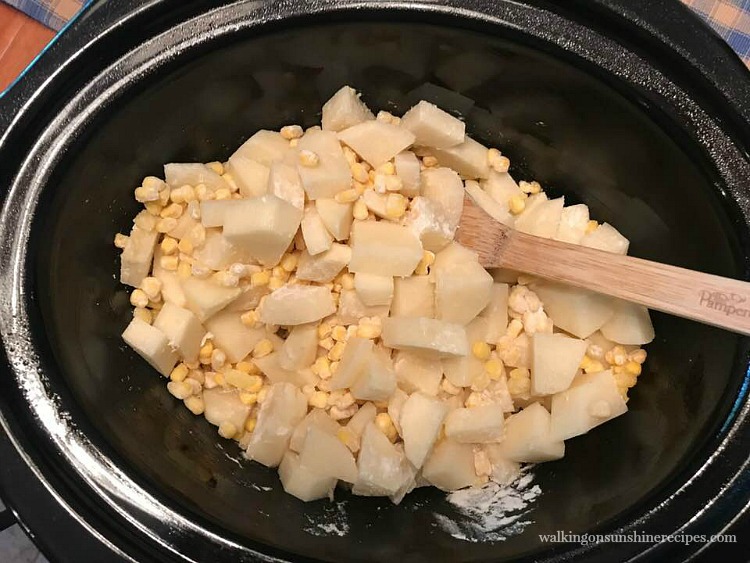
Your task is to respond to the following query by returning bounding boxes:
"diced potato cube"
[400,100,465,149]
[278,451,336,502]
[554,204,590,244]
[600,301,654,345]
[152,302,206,362]
[335,289,390,325]
[180,278,241,322]
[301,206,334,255]
[495,402,565,463]
[442,317,489,386]
[435,260,493,325]
[329,337,373,390]
[315,199,353,241]
[167,212,199,240]
[382,317,469,357]
[268,162,305,210]
[203,388,252,429]
[549,370,628,441]
[299,426,358,483]
[445,406,504,443]
[222,195,303,267]
[231,130,290,167]
[422,439,478,491]
[338,121,416,168]
[164,163,230,191]
[420,167,464,231]
[351,349,397,401]
[394,351,443,396]
[295,243,351,283]
[152,248,186,307]
[405,196,455,252]
[321,85,374,132]
[122,318,178,376]
[246,382,307,467]
[431,136,490,180]
[347,401,378,438]
[391,276,434,318]
[204,309,266,363]
[531,333,588,396]
[348,221,423,277]
[354,273,393,307]
[394,151,421,197]
[253,353,316,388]
[278,323,319,371]
[223,281,269,313]
[532,282,615,339]
[399,392,449,468]
[120,227,158,288]
[481,171,523,206]
[258,285,336,325]
[514,196,564,239]
[485,446,522,485]
[225,155,270,198]
[353,423,413,496]
[289,409,341,452]
[464,179,514,226]
[387,388,408,436]
[480,283,509,342]
[192,230,253,271]
[580,223,629,255]
[200,200,236,228]
[297,129,353,199]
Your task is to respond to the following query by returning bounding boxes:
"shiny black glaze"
[0,1,749,561]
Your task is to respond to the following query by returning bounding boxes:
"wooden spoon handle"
[501,231,750,336]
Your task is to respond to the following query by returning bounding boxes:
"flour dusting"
[304,501,350,537]
[435,469,541,542]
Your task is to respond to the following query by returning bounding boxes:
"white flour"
[435,469,541,542]
[304,501,350,537]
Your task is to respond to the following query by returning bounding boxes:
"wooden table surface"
[0,3,55,92]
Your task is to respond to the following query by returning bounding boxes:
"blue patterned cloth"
[3,0,749,64]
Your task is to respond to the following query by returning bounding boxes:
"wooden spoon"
[456,197,750,336]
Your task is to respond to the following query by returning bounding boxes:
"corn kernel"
[156,217,177,233]
[351,162,369,183]
[280,253,298,273]
[239,391,258,405]
[487,148,510,173]
[509,367,530,380]
[170,363,189,382]
[356,323,382,339]
[484,358,504,380]
[375,413,398,442]
[218,421,237,439]
[585,360,605,374]
[299,149,320,167]
[184,396,204,415]
[312,356,331,378]
[187,369,205,384]
[319,337,335,351]
[214,188,232,201]
[177,261,192,279]
[337,428,360,452]
[309,391,329,409]
[268,277,284,291]
[585,220,599,234]
[176,238,193,255]
[335,189,359,203]
[213,371,225,385]
[605,345,628,366]
[506,318,524,338]
[528,181,542,194]
[210,349,227,371]
[199,341,214,358]
[472,341,492,360]
[140,277,162,302]
[114,233,130,249]
[414,250,435,276]
[316,322,332,339]
[422,155,438,167]
[507,376,531,396]
[624,361,642,376]
[159,255,179,271]
[257,386,269,404]
[385,193,407,218]
[133,307,152,324]
[509,195,526,215]
[252,339,274,358]
[375,162,396,176]
[587,343,604,360]
[129,289,149,308]
[629,349,647,364]
[240,310,260,328]
[160,236,178,255]
[331,326,348,342]
[328,341,346,361]
[251,270,271,287]
[352,199,369,220]
[280,124,303,140]
[330,361,340,374]
[167,380,192,400]
[160,203,183,220]
[580,355,594,371]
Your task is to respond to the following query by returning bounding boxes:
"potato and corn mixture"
[116,86,654,503]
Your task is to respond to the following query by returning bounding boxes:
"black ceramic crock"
[1,1,750,561]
